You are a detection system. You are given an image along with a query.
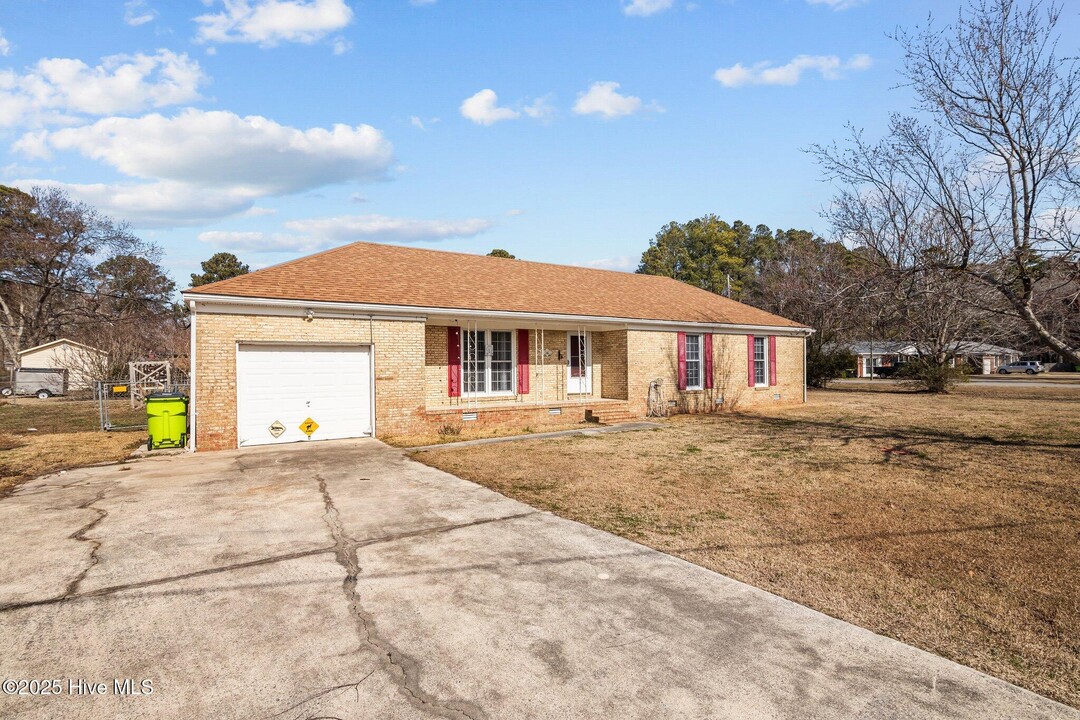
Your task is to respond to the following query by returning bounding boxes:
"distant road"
[834,375,1080,390]
[967,374,1080,388]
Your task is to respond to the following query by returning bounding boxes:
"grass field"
[417,385,1080,707]
[0,398,145,496]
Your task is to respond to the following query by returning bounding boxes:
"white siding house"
[18,339,107,390]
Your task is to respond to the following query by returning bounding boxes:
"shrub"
[437,423,462,437]
[896,357,969,393]
[808,346,856,388]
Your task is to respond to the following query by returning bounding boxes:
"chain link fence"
[96,378,190,431]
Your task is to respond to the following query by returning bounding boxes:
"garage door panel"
[237,344,372,447]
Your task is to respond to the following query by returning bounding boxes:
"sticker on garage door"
[268,420,286,438]
[299,418,319,437]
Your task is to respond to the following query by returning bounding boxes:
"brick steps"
[585,404,641,425]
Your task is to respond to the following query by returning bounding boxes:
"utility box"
[146,392,188,450]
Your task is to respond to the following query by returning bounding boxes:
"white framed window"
[753,336,768,386]
[462,329,515,395]
[862,355,882,377]
[685,334,703,390]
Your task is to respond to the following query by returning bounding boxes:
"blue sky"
[2,0,1076,285]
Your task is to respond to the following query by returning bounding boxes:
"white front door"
[567,331,592,395]
[236,344,373,447]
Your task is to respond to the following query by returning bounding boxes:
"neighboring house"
[848,341,1021,377]
[847,341,911,378]
[17,339,107,390]
[181,242,813,451]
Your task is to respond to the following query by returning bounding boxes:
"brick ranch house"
[181,242,813,451]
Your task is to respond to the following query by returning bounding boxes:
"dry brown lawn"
[417,384,1080,707]
[0,399,144,496]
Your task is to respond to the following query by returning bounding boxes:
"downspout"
[188,299,197,452]
[803,333,807,404]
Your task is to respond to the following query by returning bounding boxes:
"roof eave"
[183,291,814,335]
[17,338,106,356]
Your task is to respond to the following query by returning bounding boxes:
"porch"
[424,396,636,423]
[422,324,635,426]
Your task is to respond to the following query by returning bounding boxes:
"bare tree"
[812,0,1080,364]
[0,185,183,377]
[751,230,867,386]
[816,133,996,391]
[0,185,148,358]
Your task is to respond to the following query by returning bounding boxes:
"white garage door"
[236,344,373,447]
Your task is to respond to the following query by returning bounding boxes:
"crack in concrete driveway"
[63,490,109,598]
[316,473,488,720]
[0,438,1076,720]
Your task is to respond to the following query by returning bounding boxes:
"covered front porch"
[422,322,632,424]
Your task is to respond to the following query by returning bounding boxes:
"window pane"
[687,361,701,389]
[686,334,701,388]
[490,331,513,392]
[754,336,766,385]
[570,334,585,378]
[464,330,486,393]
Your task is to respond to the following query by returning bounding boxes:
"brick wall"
[417,404,592,436]
[194,312,426,450]
[598,330,628,400]
[194,312,805,450]
[625,330,805,415]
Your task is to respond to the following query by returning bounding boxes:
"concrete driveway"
[0,439,1075,720]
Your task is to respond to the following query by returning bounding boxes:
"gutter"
[181,291,816,337]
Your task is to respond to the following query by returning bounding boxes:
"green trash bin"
[146,392,188,450]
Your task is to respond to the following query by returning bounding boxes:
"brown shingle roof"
[186,241,807,328]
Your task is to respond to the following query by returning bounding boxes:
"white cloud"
[196,213,495,253]
[195,0,354,46]
[197,230,333,253]
[505,208,524,217]
[124,0,157,26]
[331,36,351,55]
[523,94,555,121]
[0,28,12,57]
[11,178,263,227]
[25,109,393,193]
[460,89,520,126]
[243,205,277,216]
[622,0,674,17]
[408,115,439,130]
[713,54,872,87]
[14,109,394,226]
[0,50,204,127]
[460,89,553,126]
[581,256,634,271]
[1,161,38,177]
[572,81,643,119]
[283,214,494,243]
[806,0,869,10]
[10,130,49,158]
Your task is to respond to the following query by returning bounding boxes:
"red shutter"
[768,336,778,387]
[676,332,687,391]
[703,333,714,390]
[447,327,461,397]
[747,335,755,387]
[517,329,530,394]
